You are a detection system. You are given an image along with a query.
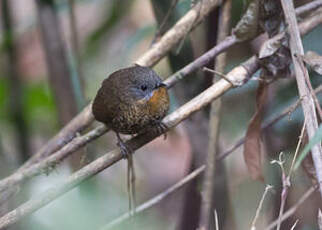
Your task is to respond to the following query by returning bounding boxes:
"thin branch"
[164,35,238,88]
[203,67,236,86]
[100,165,206,230]
[250,185,273,230]
[0,57,260,230]
[281,0,322,197]
[214,210,219,230]
[271,152,289,230]
[274,120,306,230]
[199,0,232,229]
[289,118,307,177]
[290,220,299,230]
[265,185,318,230]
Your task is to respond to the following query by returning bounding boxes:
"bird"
[92,65,170,157]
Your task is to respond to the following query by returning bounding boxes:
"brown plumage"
[92,65,170,156]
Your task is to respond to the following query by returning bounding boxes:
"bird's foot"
[155,121,168,140]
[116,133,133,159]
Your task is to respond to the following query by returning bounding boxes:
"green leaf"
[294,124,322,170]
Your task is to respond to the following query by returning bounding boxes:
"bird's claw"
[117,141,133,159]
[155,122,168,140]
[116,133,133,159]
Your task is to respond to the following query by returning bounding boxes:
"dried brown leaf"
[243,82,268,181]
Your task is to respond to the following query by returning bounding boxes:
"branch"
[0,56,259,229]
[281,0,322,197]
[199,0,232,229]
[250,185,273,230]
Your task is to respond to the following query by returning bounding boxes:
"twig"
[271,152,289,230]
[203,67,236,87]
[250,185,273,230]
[199,0,232,229]
[281,0,322,197]
[290,219,299,230]
[265,185,317,230]
[273,119,306,230]
[0,57,259,230]
[214,210,219,230]
[100,165,206,230]
[289,118,307,177]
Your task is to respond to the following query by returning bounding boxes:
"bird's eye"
[141,85,147,91]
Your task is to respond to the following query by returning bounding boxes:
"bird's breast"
[146,86,170,119]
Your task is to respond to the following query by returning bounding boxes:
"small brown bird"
[92,65,170,157]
